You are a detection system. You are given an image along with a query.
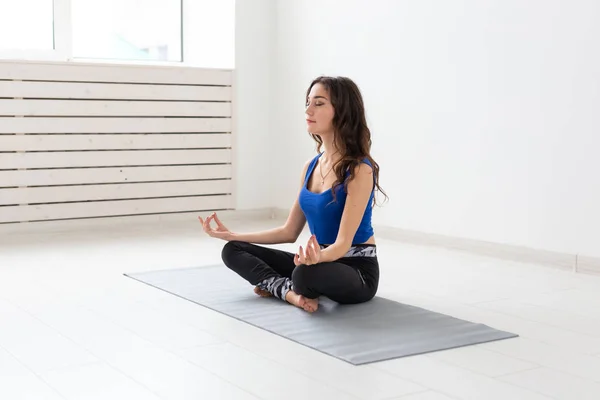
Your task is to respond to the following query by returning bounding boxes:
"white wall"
[233,0,276,210]
[271,0,600,258]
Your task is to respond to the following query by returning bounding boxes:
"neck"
[320,136,340,164]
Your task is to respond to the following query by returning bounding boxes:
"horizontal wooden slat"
[0,149,230,169]
[0,81,232,101]
[0,133,231,151]
[0,165,232,187]
[0,100,231,117]
[0,195,232,223]
[0,180,231,205]
[1,133,232,151]
[0,61,232,85]
[0,117,231,133]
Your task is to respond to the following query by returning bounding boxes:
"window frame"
[0,0,196,67]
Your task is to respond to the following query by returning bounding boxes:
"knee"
[291,265,315,294]
[220,240,243,265]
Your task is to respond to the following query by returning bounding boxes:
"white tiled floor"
[2,217,600,399]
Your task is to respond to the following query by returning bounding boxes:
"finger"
[299,246,306,264]
[312,235,319,249]
[308,243,318,263]
[199,217,210,233]
[305,243,315,264]
[213,212,225,228]
[305,245,313,264]
[204,217,215,234]
[309,238,317,255]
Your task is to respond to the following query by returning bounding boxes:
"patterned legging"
[221,241,379,304]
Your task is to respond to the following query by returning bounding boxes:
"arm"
[230,160,310,245]
[230,226,296,245]
[318,163,374,263]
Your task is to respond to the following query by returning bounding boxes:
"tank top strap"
[304,153,323,184]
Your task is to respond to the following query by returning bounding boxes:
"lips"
[306,119,316,124]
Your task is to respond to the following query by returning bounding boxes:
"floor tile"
[374,354,553,399]
[500,367,600,400]
[40,362,162,400]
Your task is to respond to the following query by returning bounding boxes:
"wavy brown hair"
[307,76,388,206]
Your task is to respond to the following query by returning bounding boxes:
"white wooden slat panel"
[0,61,236,224]
[0,117,231,133]
[0,165,232,187]
[0,180,231,205]
[0,81,232,101]
[0,195,232,223]
[0,100,231,117]
[0,149,231,169]
[0,61,232,85]
[0,134,231,151]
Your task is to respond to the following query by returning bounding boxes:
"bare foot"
[254,286,272,298]
[285,290,319,313]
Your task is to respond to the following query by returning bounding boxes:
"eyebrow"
[308,96,328,101]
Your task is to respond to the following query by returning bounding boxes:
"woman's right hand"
[198,212,234,241]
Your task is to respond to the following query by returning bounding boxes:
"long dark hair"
[307,76,388,206]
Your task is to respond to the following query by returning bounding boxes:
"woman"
[199,76,387,313]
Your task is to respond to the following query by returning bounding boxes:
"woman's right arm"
[202,159,311,245]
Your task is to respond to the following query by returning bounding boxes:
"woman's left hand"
[294,235,321,266]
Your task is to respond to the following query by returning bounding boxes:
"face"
[305,83,335,135]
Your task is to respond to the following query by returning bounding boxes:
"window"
[72,0,182,62]
[0,0,54,50]
[0,0,234,68]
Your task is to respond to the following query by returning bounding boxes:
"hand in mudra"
[294,235,321,266]
[198,212,233,241]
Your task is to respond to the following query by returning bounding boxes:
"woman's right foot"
[285,290,319,313]
[254,286,272,298]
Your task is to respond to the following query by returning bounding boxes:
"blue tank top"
[298,153,375,245]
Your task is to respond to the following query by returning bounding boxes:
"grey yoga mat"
[125,265,517,365]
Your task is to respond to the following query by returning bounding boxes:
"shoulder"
[344,158,374,193]
[300,153,320,178]
[347,160,373,187]
[304,153,321,170]
[352,161,373,179]
[349,158,374,176]
[360,157,373,167]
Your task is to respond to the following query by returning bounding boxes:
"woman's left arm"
[319,163,374,263]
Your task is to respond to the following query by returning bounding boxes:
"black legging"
[221,240,379,304]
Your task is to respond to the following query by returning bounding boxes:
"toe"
[297,295,306,307]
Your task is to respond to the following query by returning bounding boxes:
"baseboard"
[271,208,289,220]
[576,255,600,275]
[373,225,577,272]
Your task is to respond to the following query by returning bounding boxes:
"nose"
[305,102,316,114]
